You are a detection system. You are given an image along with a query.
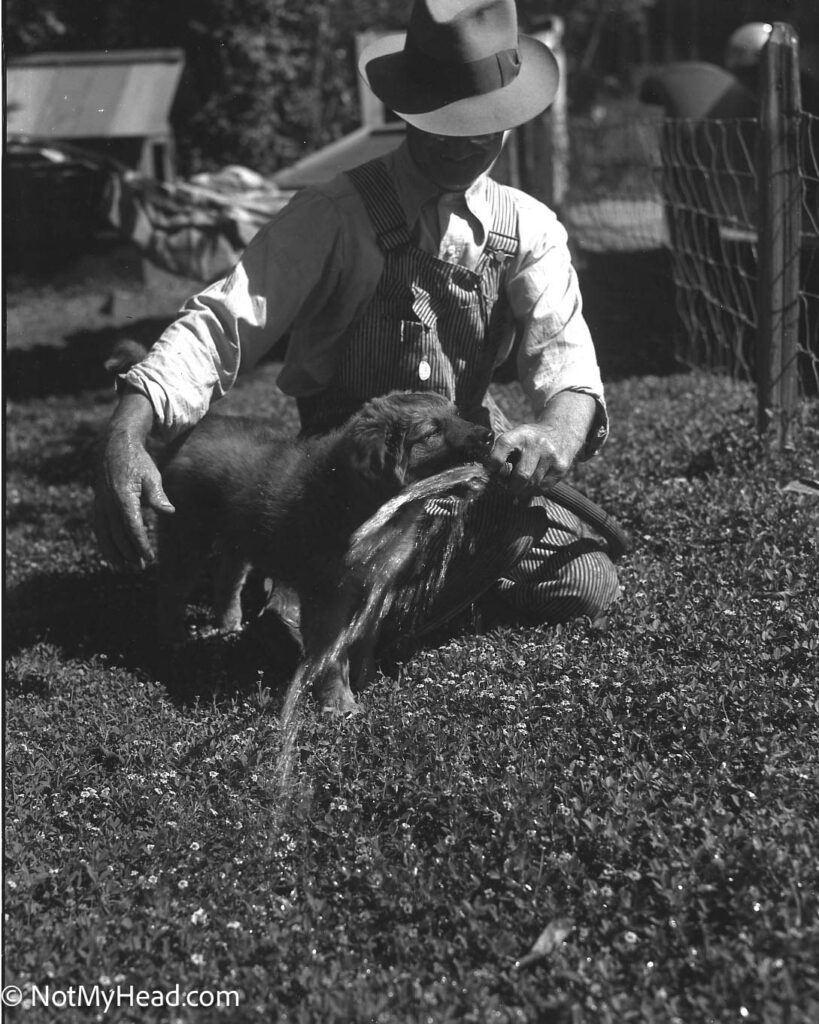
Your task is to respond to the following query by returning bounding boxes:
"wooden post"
[524,19,567,209]
[756,23,803,446]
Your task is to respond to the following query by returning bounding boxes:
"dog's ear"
[346,414,409,487]
[386,421,412,485]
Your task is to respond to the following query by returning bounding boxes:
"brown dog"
[155,392,493,711]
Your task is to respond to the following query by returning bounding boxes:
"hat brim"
[359,33,559,136]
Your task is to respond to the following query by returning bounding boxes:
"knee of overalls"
[564,549,620,620]
[497,545,620,625]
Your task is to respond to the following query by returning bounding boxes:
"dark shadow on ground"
[4,567,300,707]
[4,318,177,400]
[6,411,110,487]
[577,248,687,380]
[4,563,495,713]
[6,321,291,402]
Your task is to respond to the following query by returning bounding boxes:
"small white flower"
[624,931,638,945]
[190,907,208,926]
[178,879,189,890]
[226,921,241,930]
[190,842,200,851]
[190,953,205,967]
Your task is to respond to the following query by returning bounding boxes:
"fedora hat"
[359,0,559,136]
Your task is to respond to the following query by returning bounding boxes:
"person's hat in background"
[725,22,773,72]
[358,0,559,137]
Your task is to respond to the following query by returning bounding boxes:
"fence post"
[756,23,803,446]
[528,18,568,208]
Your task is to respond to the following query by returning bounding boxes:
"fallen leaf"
[782,478,819,498]
[514,917,573,970]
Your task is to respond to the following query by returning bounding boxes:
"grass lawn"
[4,352,819,1022]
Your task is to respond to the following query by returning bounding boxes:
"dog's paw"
[321,696,362,716]
[316,683,361,716]
[217,615,244,634]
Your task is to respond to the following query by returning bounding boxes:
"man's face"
[406,126,507,191]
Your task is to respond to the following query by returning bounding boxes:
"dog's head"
[343,392,493,490]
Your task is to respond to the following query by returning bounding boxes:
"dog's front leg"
[156,517,208,645]
[212,547,250,633]
[349,637,378,694]
[300,603,360,715]
[312,658,360,716]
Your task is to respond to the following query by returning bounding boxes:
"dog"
[153,392,494,712]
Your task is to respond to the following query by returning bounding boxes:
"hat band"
[403,38,522,101]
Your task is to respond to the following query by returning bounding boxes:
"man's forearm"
[536,389,597,464]
[108,387,157,442]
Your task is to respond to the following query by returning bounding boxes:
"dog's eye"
[415,426,442,444]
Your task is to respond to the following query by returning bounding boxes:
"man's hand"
[94,389,175,568]
[487,391,597,498]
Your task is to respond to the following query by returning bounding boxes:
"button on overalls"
[299,159,618,629]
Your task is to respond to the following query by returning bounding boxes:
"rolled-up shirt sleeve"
[505,194,608,458]
[122,188,351,436]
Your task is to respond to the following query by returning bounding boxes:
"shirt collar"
[385,140,493,241]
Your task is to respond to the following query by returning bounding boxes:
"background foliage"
[9,0,818,174]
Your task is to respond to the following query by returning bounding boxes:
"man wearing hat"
[96,0,619,639]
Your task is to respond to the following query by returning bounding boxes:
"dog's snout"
[463,424,494,458]
[468,425,494,450]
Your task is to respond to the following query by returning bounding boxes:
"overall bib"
[297,159,517,435]
[299,159,618,629]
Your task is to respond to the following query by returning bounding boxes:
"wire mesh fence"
[657,111,819,400]
[562,104,668,254]
[560,45,819,443]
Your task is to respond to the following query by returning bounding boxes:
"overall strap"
[483,178,519,259]
[347,160,412,253]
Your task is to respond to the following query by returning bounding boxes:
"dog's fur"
[154,392,493,711]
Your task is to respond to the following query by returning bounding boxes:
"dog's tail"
[103,338,150,377]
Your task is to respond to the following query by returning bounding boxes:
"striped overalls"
[298,159,619,628]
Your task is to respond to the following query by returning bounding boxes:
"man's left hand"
[487,391,597,498]
[488,422,573,498]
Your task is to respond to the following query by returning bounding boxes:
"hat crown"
[357,0,558,137]
[725,22,773,70]
[408,0,519,65]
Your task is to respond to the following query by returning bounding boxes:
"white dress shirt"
[123,140,607,450]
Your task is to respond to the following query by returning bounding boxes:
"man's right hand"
[94,389,175,568]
